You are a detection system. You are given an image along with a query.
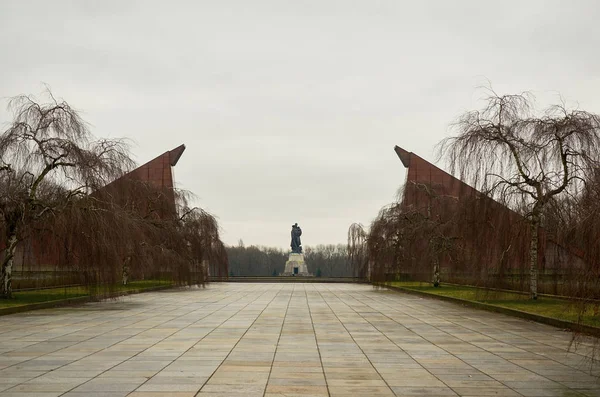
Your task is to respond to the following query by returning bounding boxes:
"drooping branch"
[437,91,600,299]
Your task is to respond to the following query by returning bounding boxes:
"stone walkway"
[0,283,598,397]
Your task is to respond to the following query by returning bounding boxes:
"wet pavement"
[0,283,598,396]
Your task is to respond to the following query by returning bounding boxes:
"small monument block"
[281,253,312,276]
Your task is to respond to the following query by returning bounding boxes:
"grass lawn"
[388,281,600,328]
[0,280,173,308]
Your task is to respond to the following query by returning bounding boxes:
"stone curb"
[0,284,175,317]
[211,277,369,283]
[380,284,600,338]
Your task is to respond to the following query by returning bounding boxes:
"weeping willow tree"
[366,181,462,285]
[366,201,415,284]
[438,91,600,299]
[347,223,368,279]
[449,189,531,290]
[544,170,600,322]
[0,92,228,297]
[566,174,600,364]
[0,92,132,297]
[46,174,229,293]
[179,207,229,281]
[92,175,228,286]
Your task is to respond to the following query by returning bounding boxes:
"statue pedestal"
[280,253,312,276]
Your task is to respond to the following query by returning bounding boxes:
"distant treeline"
[226,242,351,277]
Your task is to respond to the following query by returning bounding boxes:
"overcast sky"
[2,1,600,249]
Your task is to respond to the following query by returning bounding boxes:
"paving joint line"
[353,288,588,396]
[312,284,396,396]
[323,285,466,396]
[129,284,272,395]
[51,286,257,396]
[375,290,600,379]
[0,300,159,350]
[196,283,286,396]
[0,292,212,389]
[262,283,295,397]
[355,289,560,396]
[379,287,596,362]
[304,284,331,397]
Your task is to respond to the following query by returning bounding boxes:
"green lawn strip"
[0,288,89,307]
[0,280,174,308]
[388,281,600,329]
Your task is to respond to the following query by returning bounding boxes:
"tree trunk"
[122,256,131,285]
[529,211,540,300]
[432,259,440,287]
[2,234,18,299]
[122,264,128,285]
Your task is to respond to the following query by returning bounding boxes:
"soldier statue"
[290,223,302,253]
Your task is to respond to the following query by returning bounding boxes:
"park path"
[0,283,597,397]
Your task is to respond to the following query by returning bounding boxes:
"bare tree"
[347,223,368,278]
[365,179,463,286]
[438,91,600,299]
[179,207,228,281]
[367,200,423,284]
[545,170,600,319]
[0,93,132,298]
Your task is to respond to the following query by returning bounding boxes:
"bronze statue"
[290,223,302,253]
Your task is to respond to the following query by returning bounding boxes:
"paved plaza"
[0,283,598,397]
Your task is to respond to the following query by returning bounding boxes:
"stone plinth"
[280,253,312,276]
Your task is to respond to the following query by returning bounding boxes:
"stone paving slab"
[0,283,598,396]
